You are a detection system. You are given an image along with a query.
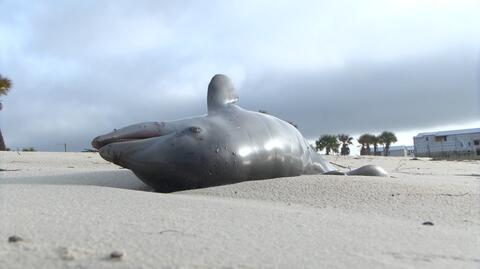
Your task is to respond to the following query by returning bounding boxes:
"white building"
[375,145,414,157]
[389,145,414,157]
[413,128,480,159]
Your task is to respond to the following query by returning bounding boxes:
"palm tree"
[337,134,353,155]
[377,135,385,156]
[358,133,375,155]
[0,74,12,151]
[357,134,367,155]
[379,131,397,156]
[372,135,380,155]
[315,135,340,155]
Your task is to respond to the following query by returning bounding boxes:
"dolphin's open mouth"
[91,122,169,149]
[92,135,154,150]
[92,137,143,149]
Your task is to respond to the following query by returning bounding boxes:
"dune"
[0,151,479,268]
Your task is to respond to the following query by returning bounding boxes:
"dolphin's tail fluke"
[346,165,388,177]
[322,165,388,177]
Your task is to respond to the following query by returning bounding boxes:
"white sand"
[0,152,479,268]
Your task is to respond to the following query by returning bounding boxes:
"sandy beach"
[0,151,479,268]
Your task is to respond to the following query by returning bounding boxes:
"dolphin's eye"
[189,127,202,134]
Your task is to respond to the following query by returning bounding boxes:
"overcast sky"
[1,0,479,152]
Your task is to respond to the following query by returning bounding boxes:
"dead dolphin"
[92,74,387,192]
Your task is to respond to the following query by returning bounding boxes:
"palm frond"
[0,75,12,96]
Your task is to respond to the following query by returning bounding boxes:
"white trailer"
[413,128,480,159]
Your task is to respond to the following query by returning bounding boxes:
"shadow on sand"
[1,170,154,192]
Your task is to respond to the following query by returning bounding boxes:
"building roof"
[415,128,480,138]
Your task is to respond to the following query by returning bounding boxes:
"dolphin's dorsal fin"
[207,74,238,114]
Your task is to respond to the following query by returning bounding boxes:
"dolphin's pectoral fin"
[207,74,239,113]
[346,165,388,177]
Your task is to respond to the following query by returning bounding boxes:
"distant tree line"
[2,147,36,152]
[358,131,398,156]
[315,131,397,156]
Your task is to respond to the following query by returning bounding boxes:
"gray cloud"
[1,0,479,151]
[240,51,480,139]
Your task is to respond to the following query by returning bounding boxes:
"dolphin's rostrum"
[92,74,387,192]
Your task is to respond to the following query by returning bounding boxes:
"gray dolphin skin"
[92,74,387,192]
